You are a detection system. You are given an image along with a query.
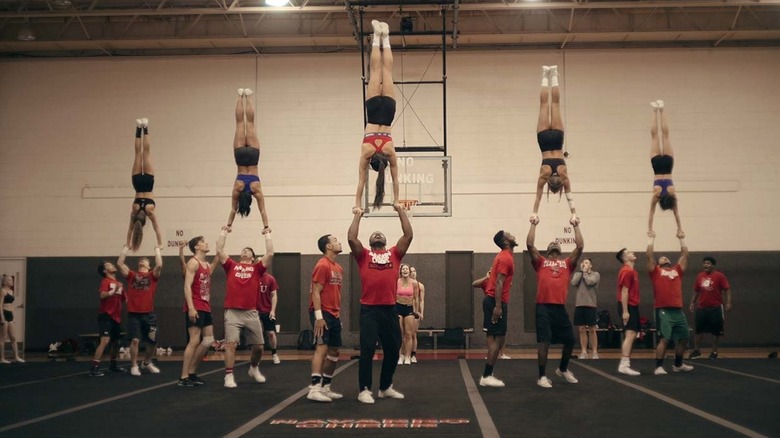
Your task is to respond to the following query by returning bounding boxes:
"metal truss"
[1,0,779,57]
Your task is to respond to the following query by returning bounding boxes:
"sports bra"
[396,279,414,298]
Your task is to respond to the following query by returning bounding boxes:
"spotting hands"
[529,214,540,225]
[352,206,364,215]
[569,215,580,227]
[676,229,685,239]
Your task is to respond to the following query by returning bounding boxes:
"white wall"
[1,48,779,257]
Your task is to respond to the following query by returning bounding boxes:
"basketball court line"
[691,362,780,384]
[0,363,234,433]
[572,361,768,438]
[223,360,356,438]
[458,359,500,438]
[0,370,89,390]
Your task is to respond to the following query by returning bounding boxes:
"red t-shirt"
[186,260,211,312]
[126,270,159,313]
[486,250,514,303]
[354,246,403,306]
[650,264,684,308]
[257,273,279,314]
[98,277,125,323]
[694,270,731,308]
[223,258,266,310]
[617,265,640,306]
[309,257,343,318]
[533,256,573,304]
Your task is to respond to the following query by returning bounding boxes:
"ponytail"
[370,153,389,210]
[131,220,144,252]
[238,191,253,217]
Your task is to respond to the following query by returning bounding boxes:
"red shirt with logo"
[617,265,640,306]
[650,264,684,308]
[186,260,211,312]
[486,250,514,303]
[694,270,731,308]
[533,256,573,304]
[257,273,279,314]
[99,277,125,323]
[126,270,159,313]
[223,258,266,310]
[354,246,403,306]
[309,257,343,318]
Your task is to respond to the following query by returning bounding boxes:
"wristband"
[647,236,655,246]
[314,310,323,320]
[679,238,686,247]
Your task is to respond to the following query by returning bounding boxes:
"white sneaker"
[371,19,381,35]
[379,21,390,37]
[654,366,668,375]
[651,101,659,109]
[618,365,641,376]
[656,99,664,109]
[542,65,550,76]
[578,352,588,360]
[248,366,266,383]
[549,65,558,76]
[322,384,343,400]
[403,357,411,365]
[13,357,25,364]
[135,118,143,127]
[358,389,375,404]
[307,385,332,403]
[237,88,244,96]
[378,385,405,399]
[410,355,417,363]
[555,369,579,384]
[224,373,237,388]
[673,363,694,372]
[130,366,141,376]
[479,375,505,388]
[499,354,512,360]
[243,88,253,96]
[141,362,160,374]
[140,118,148,128]
[272,354,281,365]
[397,356,404,365]
[591,352,600,359]
[537,376,553,388]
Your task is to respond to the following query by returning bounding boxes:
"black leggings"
[358,305,402,392]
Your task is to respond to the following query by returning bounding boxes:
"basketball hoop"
[398,199,418,212]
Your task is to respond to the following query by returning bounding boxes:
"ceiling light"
[265,0,289,6]
[17,24,36,41]
[52,0,73,6]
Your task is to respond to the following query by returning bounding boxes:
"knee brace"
[326,354,339,363]
[200,336,214,349]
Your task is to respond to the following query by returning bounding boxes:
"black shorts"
[482,296,508,336]
[695,306,724,336]
[536,304,575,345]
[260,312,276,332]
[185,310,213,329]
[537,128,564,152]
[98,313,122,341]
[573,306,597,326]
[396,303,415,318]
[128,312,158,344]
[309,310,342,348]
[2,310,13,322]
[617,303,640,332]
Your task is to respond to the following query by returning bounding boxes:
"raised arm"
[677,232,689,272]
[532,176,546,220]
[152,246,163,278]
[388,153,400,204]
[148,210,163,246]
[178,245,187,277]
[569,222,584,266]
[648,195,658,233]
[646,232,657,273]
[564,179,577,216]
[216,226,229,265]
[258,232,274,268]
[347,210,365,255]
[673,203,684,235]
[526,223,541,265]
[355,157,369,211]
[227,191,239,230]
[394,203,414,258]
[117,245,131,278]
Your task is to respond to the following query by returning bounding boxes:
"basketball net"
[399,199,418,220]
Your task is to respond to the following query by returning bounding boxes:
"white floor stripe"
[0,364,231,433]
[0,370,89,390]
[223,360,356,438]
[458,359,500,438]
[691,362,780,384]
[572,361,768,438]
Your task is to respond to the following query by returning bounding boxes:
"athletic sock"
[483,364,494,378]
[91,359,100,368]
[250,361,259,367]
[135,127,142,138]
[410,351,416,357]
[322,375,333,386]
[656,359,664,368]
[372,35,380,47]
[271,349,277,355]
[674,355,683,367]
[226,368,234,375]
[382,36,391,49]
[311,374,322,386]
[551,74,559,87]
[539,365,546,378]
